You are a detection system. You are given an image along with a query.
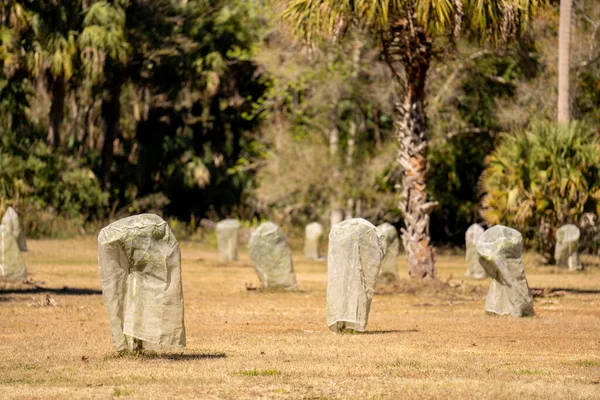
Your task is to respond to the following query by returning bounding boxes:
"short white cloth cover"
[476,225,534,317]
[465,224,487,279]
[98,214,186,351]
[327,219,385,332]
[2,207,27,252]
[248,222,297,290]
[0,224,27,280]
[377,222,399,280]
[304,222,323,260]
[216,219,240,261]
[554,224,582,270]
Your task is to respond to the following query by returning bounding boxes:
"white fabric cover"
[0,224,27,280]
[327,218,385,332]
[1,207,27,252]
[248,222,297,290]
[216,219,240,261]
[98,214,186,352]
[377,222,399,280]
[555,224,582,270]
[465,224,487,279]
[304,222,323,260]
[476,225,534,317]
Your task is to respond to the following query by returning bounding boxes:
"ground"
[1,238,600,399]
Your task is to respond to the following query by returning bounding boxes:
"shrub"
[0,138,108,237]
[480,121,600,262]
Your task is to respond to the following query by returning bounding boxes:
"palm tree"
[480,121,600,262]
[27,0,83,148]
[79,0,129,189]
[283,0,544,278]
[557,0,572,122]
[0,2,31,133]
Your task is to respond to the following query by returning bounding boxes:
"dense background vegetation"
[1,0,599,250]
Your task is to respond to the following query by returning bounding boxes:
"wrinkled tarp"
[0,224,27,280]
[327,218,385,332]
[248,222,297,290]
[555,224,582,270]
[216,219,240,262]
[377,222,399,280]
[98,214,186,351]
[2,207,27,252]
[476,225,534,317]
[304,222,323,260]
[465,224,487,279]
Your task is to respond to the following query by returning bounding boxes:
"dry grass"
[1,238,600,399]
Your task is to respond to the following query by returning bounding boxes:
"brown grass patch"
[1,238,599,399]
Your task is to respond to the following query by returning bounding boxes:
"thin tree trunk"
[344,120,356,220]
[47,74,65,148]
[329,122,344,227]
[101,76,123,190]
[373,108,382,150]
[355,198,362,219]
[396,49,437,279]
[557,0,572,123]
[342,39,362,222]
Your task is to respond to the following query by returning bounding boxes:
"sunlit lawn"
[1,238,599,399]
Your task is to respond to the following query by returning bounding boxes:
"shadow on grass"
[531,287,600,295]
[114,351,227,361]
[336,329,420,335]
[0,286,102,296]
[362,329,420,335]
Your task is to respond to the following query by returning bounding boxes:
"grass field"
[1,238,600,399]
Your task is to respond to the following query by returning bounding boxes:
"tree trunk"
[557,0,572,123]
[101,77,123,190]
[329,123,344,227]
[396,50,437,279]
[47,74,65,148]
[373,109,382,150]
[344,120,357,220]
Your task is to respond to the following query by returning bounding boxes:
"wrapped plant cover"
[98,214,186,352]
[327,218,385,332]
[1,207,27,252]
[476,225,534,317]
[554,224,582,270]
[377,222,399,280]
[216,219,241,262]
[465,224,487,279]
[248,222,296,290]
[0,224,27,280]
[304,222,323,260]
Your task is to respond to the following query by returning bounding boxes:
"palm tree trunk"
[101,76,123,190]
[396,51,437,279]
[557,0,572,123]
[48,74,65,148]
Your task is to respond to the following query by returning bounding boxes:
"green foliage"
[428,44,539,244]
[480,121,600,260]
[94,0,269,221]
[0,132,107,237]
[576,359,600,368]
[233,368,282,376]
[574,70,600,127]
[112,387,134,397]
[1,0,598,249]
[251,28,400,226]
[283,0,545,42]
